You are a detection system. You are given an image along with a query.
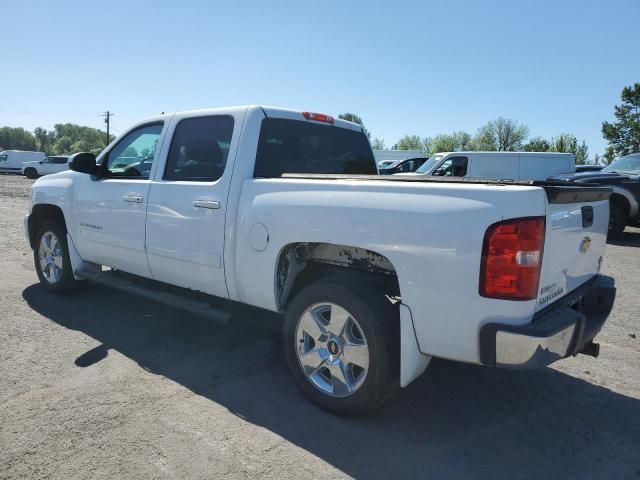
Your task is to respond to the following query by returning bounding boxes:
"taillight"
[480,217,545,300]
[302,112,334,124]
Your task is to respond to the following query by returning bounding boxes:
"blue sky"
[2,0,639,157]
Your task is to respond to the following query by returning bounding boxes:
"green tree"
[429,131,475,153]
[48,123,114,156]
[474,117,529,151]
[523,136,551,152]
[548,133,589,164]
[0,127,37,151]
[394,134,424,151]
[33,127,54,155]
[602,83,640,157]
[370,137,386,150]
[338,113,370,138]
[603,146,616,165]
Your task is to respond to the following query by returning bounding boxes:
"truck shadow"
[608,229,640,247]
[22,284,640,479]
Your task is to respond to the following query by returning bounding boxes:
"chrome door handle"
[123,194,143,203]
[193,200,221,209]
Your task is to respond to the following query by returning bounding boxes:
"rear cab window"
[254,118,376,177]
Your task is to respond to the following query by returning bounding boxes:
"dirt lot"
[0,174,639,479]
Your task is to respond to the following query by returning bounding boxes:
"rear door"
[52,156,69,174]
[145,110,242,298]
[536,188,611,310]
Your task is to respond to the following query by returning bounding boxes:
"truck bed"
[281,173,612,203]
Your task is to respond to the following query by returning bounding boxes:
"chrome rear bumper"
[479,275,616,369]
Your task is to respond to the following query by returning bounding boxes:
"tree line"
[2,83,637,164]
[340,82,640,165]
[0,124,114,156]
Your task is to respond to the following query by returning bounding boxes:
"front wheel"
[34,221,82,293]
[24,168,39,179]
[283,278,399,415]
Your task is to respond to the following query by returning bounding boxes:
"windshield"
[602,155,640,175]
[416,154,444,173]
[377,160,395,168]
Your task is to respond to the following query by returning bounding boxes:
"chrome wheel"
[295,302,370,397]
[38,231,64,284]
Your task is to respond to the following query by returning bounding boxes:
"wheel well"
[275,242,400,310]
[28,204,67,249]
[610,193,631,216]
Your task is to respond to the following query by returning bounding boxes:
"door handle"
[123,194,144,203]
[193,200,220,209]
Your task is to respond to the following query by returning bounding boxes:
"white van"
[0,150,46,174]
[411,151,575,181]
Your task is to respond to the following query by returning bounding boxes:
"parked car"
[0,150,46,174]
[378,157,427,174]
[406,151,575,181]
[550,153,640,234]
[22,156,70,179]
[25,106,616,414]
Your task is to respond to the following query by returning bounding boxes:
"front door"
[74,123,165,277]
[145,113,238,297]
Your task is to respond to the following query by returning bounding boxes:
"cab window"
[433,156,468,177]
[164,115,234,182]
[254,118,376,177]
[105,123,163,179]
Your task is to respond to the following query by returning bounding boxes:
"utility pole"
[101,111,114,146]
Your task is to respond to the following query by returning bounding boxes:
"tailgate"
[536,186,612,311]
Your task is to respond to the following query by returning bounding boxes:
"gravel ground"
[0,174,639,479]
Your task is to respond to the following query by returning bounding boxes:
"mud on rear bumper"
[479,275,616,368]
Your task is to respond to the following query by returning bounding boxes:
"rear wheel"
[24,168,39,179]
[609,203,626,237]
[34,221,81,293]
[283,277,399,415]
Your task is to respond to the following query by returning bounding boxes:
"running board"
[74,268,232,323]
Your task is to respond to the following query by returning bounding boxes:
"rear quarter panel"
[233,178,548,363]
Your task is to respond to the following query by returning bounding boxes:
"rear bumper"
[479,275,616,369]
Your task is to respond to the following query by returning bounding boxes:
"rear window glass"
[254,118,376,177]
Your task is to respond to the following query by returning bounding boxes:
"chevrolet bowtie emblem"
[579,236,591,254]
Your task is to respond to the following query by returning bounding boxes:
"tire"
[283,276,399,415]
[34,220,81,293]
[24,168,39,179]
[608,203,626,237]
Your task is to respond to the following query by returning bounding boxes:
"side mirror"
[39,160,45,164]
[69,152,98,175]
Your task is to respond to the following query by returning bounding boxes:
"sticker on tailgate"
[539,282,564,306]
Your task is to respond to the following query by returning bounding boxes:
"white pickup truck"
[25,106,616,414]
